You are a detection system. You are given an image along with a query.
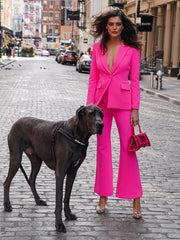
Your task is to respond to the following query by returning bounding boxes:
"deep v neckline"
[106,41,122,73]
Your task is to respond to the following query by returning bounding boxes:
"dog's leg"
[55,174,66,233]
[27,153,47,206]
[4,150,23,212]
[64,168,78,220]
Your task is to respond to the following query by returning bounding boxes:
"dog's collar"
[57,127,88,147]
[51,122,88,165]
[51,122,88,151]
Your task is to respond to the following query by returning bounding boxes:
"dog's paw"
[36,199,47,206]
[4,202,12,212]
[56,222,66,233]
[65,213,77,221]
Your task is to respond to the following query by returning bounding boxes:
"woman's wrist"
[132,109,139,112]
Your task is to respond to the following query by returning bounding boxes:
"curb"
[0,59,16,68]
[140,87,180,106]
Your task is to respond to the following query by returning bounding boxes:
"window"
[62,32,67,40]
[24,4,29,12]
[49,12,53,21]
[49,0,53,9]
[55,25,59,34]
[43,12,47,21]
[14,21,18,31]
[30,16,34,22]
[43,24,47,33]
[55,13,59,22]
[43,0,47,9]
[49,25,53,34]
[55,0,59,9]
[14,5,19,15]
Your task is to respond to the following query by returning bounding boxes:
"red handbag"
[128,124,151,152]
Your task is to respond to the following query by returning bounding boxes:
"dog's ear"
[76,105,86,119]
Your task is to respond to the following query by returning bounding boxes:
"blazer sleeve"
[86,43,99,105]
[130,48,141,109]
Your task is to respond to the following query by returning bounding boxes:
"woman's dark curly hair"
[90,8,140,54]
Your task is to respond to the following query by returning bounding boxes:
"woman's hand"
[131,109,139,126]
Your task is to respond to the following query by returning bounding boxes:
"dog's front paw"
[4,202,12,212]
[55,222,66,233]
[65,212,77,220]
[36,199,47,206]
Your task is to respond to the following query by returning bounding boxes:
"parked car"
[41,49,49,57]
[76,54,92,73]
[55,49,65,63]
[61,51,77,65]
[47,48,58,55]
[35,49,42,55]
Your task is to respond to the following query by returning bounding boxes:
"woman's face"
[106,16,124,38]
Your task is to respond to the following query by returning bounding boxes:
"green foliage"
[1,45,6,55]
[21,47,34,54]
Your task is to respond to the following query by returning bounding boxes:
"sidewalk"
[140,74,180,105]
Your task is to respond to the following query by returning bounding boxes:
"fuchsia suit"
[86,41,143,199]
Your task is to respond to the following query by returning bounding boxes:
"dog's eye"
[89,110,95,116]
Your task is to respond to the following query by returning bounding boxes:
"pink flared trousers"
[95,106,143,199]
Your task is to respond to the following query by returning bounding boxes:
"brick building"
[41,0,61,44]
[40,0,77,49]
[60,0,72,45]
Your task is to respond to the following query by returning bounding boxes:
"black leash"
[51,123,88,164]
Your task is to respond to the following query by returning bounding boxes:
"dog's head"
[76,104,104,135]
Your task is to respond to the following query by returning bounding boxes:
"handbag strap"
[132,123,142,134]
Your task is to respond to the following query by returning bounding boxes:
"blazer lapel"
[112,41,129,73]
[100,41,129,73]
[101,50,110,73]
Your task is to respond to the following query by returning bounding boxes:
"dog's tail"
[20,164,30,185]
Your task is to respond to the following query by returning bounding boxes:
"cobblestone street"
[0,57,180,240]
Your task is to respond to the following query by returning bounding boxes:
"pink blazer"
[86,41,141,109]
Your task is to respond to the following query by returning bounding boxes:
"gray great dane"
[3,104,104,233]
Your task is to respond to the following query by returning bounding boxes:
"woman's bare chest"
[106,44,120,72]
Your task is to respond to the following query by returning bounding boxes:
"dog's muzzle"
[96,122,104,135]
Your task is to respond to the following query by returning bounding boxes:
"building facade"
[0,0,13,39]
[60,0,73,45]
[41,0,61,44]
[12,0,24,39]
[124,0,180,76]
[23,0,42,44]
[40,0,75,49]
[78,0,180,76]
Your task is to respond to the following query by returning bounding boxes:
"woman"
[86,8,142,219]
